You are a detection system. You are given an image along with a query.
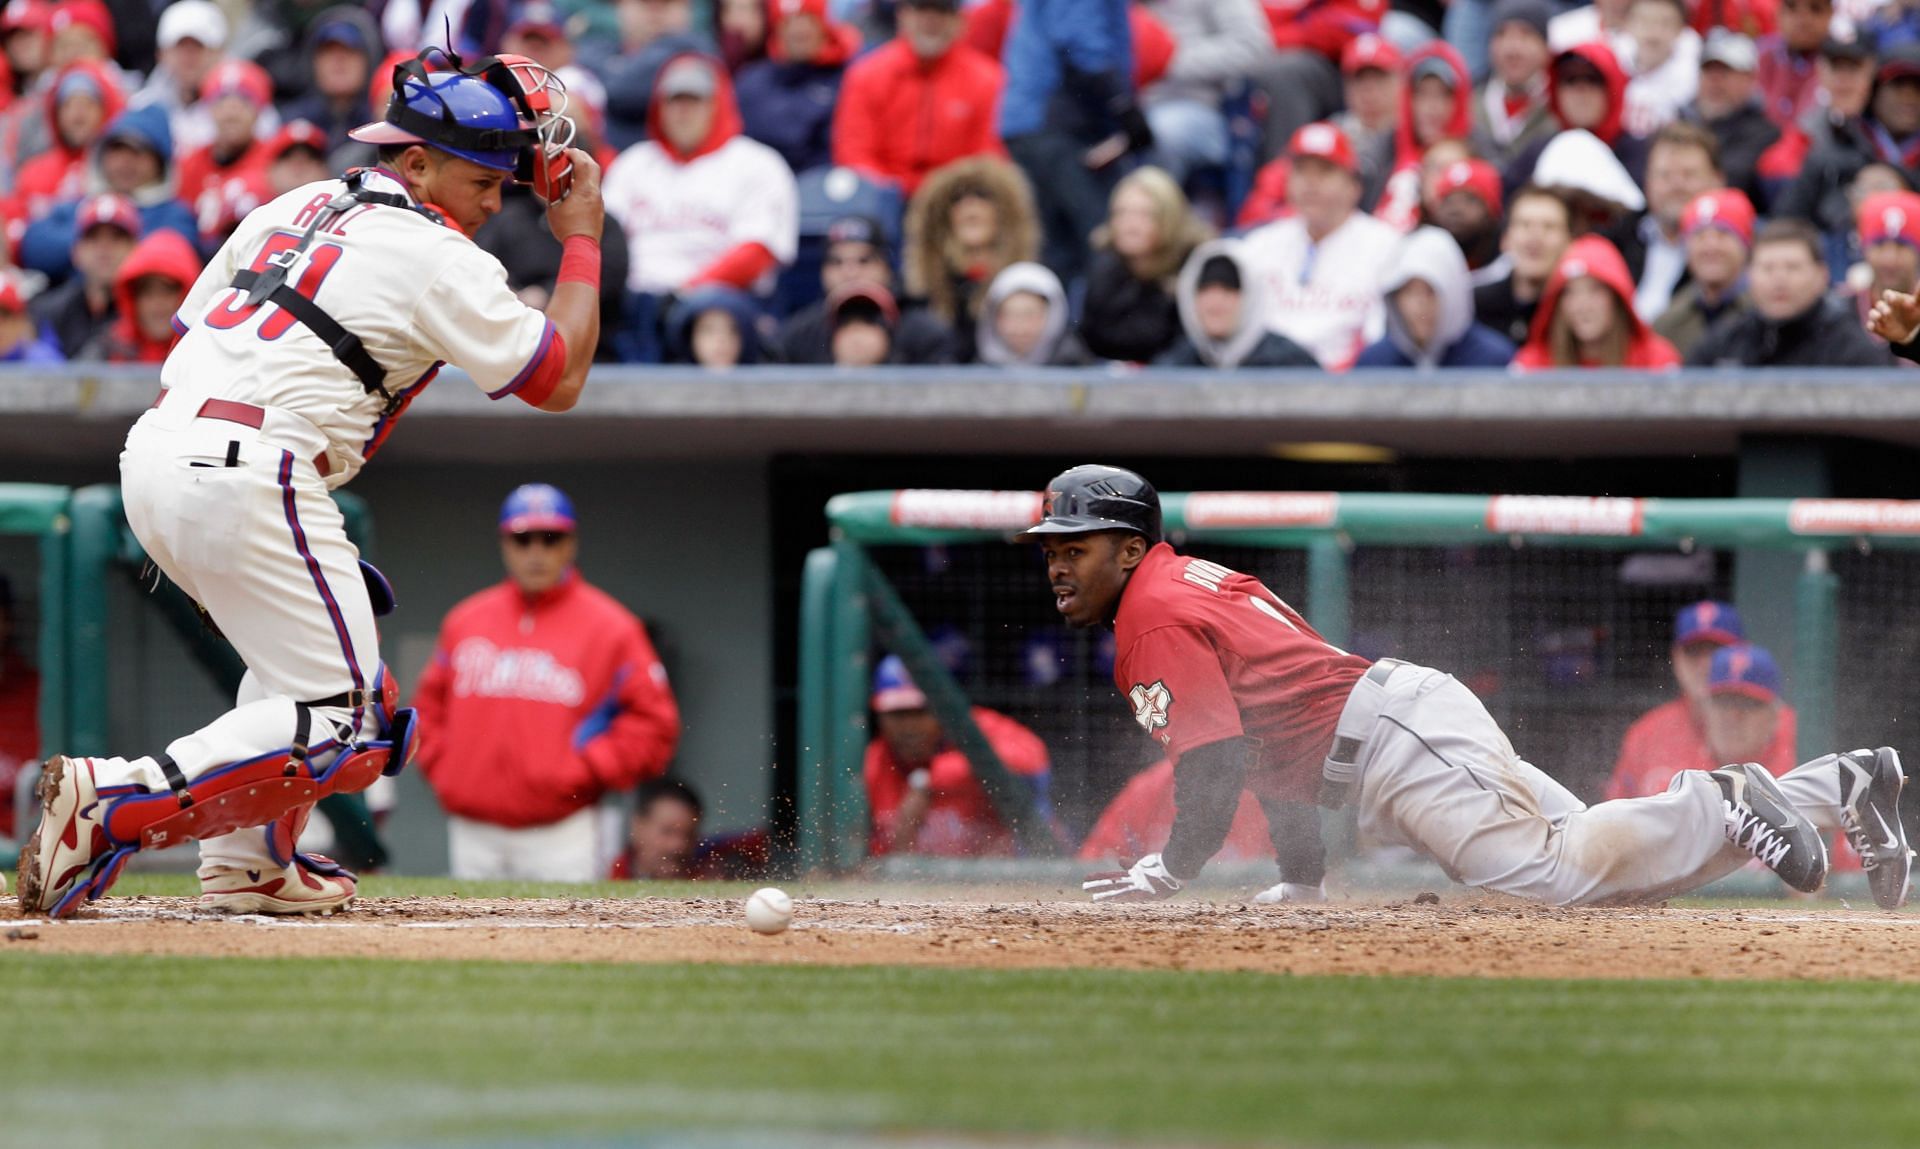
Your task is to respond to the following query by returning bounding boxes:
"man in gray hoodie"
[1355,228,1517,369]
[1156,239,1319,368]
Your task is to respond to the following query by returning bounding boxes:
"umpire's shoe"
[199,856,356,916]
[16,756,112,917]
[1836,747,1913,910]
[1713,762,1829,893]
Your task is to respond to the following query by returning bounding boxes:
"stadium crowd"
[4,0,1920,371]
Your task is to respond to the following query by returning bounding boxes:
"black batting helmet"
[1019,465,1162,543]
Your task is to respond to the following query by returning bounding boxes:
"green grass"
[6,956,1920,1149]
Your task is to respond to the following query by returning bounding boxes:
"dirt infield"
[6,892,1920,979]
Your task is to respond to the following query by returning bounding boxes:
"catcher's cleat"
[1252,881,1326,905]
[1713,762,1828,894]
[17,756,122,918]
[199,855,357,916]
[1836,747,1913,911]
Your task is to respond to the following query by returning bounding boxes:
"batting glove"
[1083,853,1182,903]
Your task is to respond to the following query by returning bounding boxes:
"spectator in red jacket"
[1374,42,1473,232]
[863,655,1054,858]
[1608,602,1772,800]
[173,59,272,245]
[8,58,123,222]
[1512,233,1683,369]
[414,484,682,881]
[831,0,1005,196]
[78,227,198,362]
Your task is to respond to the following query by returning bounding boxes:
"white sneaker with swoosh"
[1837,747,1912,911]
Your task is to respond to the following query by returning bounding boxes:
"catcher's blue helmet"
[350,70,532,173]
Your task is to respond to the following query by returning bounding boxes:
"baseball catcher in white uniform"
[18,47,606,918]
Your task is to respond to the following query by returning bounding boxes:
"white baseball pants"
[1344,662,1853,906]
[446,807,603,882]
[87,402,381,876]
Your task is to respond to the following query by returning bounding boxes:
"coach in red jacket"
[831,0,1005,195]
[414,484,682,881]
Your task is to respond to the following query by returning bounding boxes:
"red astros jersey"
[1112,543,1372,800]
[165,172,563,486]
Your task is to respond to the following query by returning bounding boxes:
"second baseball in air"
[744,887,793,934]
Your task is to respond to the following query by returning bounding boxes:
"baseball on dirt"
[744,887,793,934]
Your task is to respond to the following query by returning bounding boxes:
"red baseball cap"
[75,192,140,239]
[0,276,24,313]
[1680,188,1757,247]
[200,59,272,107]
[1341,33,1402,75]
[1434,158,1503,217]
[0,1,54,36]
[49,0,112,55]
[1288,122,1358,174]
[266,119,328,160]
[1858,190,1920,249]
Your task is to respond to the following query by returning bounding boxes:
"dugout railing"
[797,489,1920,874]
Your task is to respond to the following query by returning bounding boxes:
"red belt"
[151,390,332,477]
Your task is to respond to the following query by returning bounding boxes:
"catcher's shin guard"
[52,692,418,916]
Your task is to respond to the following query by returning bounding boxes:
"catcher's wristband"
[557,234,600,290]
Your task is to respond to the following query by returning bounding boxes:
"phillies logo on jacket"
[451,636,586,706]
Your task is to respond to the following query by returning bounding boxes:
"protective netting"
[861,538,1888,840]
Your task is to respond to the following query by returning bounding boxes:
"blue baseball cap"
[872,654,929,712]
[1675,601,1743,647]
[1709,643,1781,703]
[499,483,576,534]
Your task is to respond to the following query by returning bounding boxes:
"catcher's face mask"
[483,53,577,203]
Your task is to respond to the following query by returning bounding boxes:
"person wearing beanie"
[1847,187,1920,343]
[1653,187,1756,355]
[1473,0,1558,171]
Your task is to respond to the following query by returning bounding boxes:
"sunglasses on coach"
[508,531,572,548]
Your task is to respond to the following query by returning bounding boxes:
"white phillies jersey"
[1241,211,1397,372]
[165,172,559,487]
[602,136,798,294]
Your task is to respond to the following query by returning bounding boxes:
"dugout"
[7,368,1920,877]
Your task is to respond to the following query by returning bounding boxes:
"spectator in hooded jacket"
[598,0,715,151]
[1690,218,1893,365]
[1755,0,1830,127]
[1357,227,1517,368]
[977,261,1094,365]
[1682,31,1780,204]
[27,191,132,356]
[1157,239,1320,367]
[1474,0,1558,173]
[1777,45,1920,258]
[603,53,799,361]
[668,284,766,368]
[903,156,1041,362]
[774,214,958,365]
[1654,188,1755,355]
[1081,166,1212,362]
[414,484,682,882]
[1241,122,1399,371]
[1509,43,1650,196]
[0,275,62,363]
[0,4,57,195]
[1621,0,1701,136]
[276,7,381,170]
[734,0,857,175]
[18,102,198,280]
[77,228,198,362]
[1137,0,1274,184]
[999,0,1146,282]
[7,57,123,221]
[833,0,1004,197]
[1375,42,1473,233]
[1474,183,1573,345]
[1514,234,1684,368]
[1847,190,1920,342]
